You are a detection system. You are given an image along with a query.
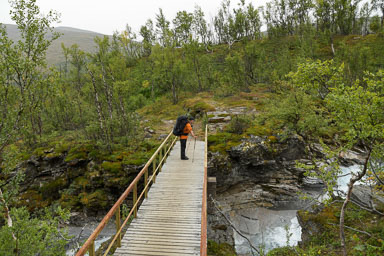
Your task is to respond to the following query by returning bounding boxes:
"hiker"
[180,117,197,160]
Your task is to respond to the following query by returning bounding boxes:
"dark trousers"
[180,139,187,158]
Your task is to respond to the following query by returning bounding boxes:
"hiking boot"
[181,156,189,160]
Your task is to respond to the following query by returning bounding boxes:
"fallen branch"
[369,159,384,186]
[328,222,371,237]
[60,224,88,252]
[331,198,384,216]
[210,196,261,256]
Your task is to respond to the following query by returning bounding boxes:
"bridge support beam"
[208,177,217,214]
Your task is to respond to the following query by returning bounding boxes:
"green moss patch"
[208,132,243,154]
[65,144,93,162]
[245,124,273,136]
[207,240,237,256]
[18,190,49,212]
[39,178,67,200]
[79,189,108,209]
[297,200,384,255]
[101,161,122,173]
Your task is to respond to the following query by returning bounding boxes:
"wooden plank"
[121,236,200,245]
[114,141,205,256]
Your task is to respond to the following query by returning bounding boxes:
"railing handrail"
[76,130,175,256]
[200,125,208,255]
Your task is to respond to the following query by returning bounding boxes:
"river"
[232,164,362,255]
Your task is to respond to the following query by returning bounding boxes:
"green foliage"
[2,1,384,255]
[296,200,384,255]
[267,246,297,256]
[0,207,69,256]
[101,161,122,173]
[79,189,108,209]
[225,115,252,134]
[208,132,243,154]
[327,69,384,149]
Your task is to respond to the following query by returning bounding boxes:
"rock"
[209,116,226,123]
[351,185,384,209]
[44,148,54,154]
[297,208,325,243]
[158,134,168,140]
[207,134,316,232]
[144,127,155,134]
[163,120,175,125]
[208,210,235,246]
[278,135,307,161]
[302,176,325,187]
[223,116,231,122]
[27,157,40,167]
[339,150,365,166]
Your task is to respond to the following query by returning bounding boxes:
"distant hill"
[3,24,112,66]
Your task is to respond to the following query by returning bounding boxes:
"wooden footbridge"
[76,127,208,256]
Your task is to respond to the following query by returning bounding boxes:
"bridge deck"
[114,139,205,256]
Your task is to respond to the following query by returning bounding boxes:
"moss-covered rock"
[59,192,81,210]
[18,190,49,212]
[208,132,243,154]
[101,161,122,173]
[79,189,108,210]
[207,240,237,256]
[39,177,67,200]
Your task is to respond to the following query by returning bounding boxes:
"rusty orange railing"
[76,130,177,256]
[200,125,208,255]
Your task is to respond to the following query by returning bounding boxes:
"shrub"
[226,115,252,134]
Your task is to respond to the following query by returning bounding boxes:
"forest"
[1,0,384,255]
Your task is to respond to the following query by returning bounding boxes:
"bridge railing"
[76,130,178,256]
[200,125,208,256]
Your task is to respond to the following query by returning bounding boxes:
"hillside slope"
[3,24,111,66]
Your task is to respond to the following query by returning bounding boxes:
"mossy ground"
[295,201,384,255]
[208,240,237,256]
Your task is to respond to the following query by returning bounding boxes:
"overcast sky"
[0,0,269,35]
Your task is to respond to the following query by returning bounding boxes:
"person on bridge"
[180,117,197,160]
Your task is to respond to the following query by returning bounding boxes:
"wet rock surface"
[207,135,315,246]
[206,133,369,253]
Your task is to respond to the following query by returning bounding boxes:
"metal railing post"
[116,206,121,247]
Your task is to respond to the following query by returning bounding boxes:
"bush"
[226,115,252,134]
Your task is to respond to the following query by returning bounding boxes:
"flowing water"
[232,208,301,254]
[232,164,362,255]
[65,221,116,256]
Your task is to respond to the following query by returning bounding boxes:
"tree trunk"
[88,69,110,149]
[0,188,17,241]
[193,56,203,92]
[340,148,371,256]
[172,78,178,105]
